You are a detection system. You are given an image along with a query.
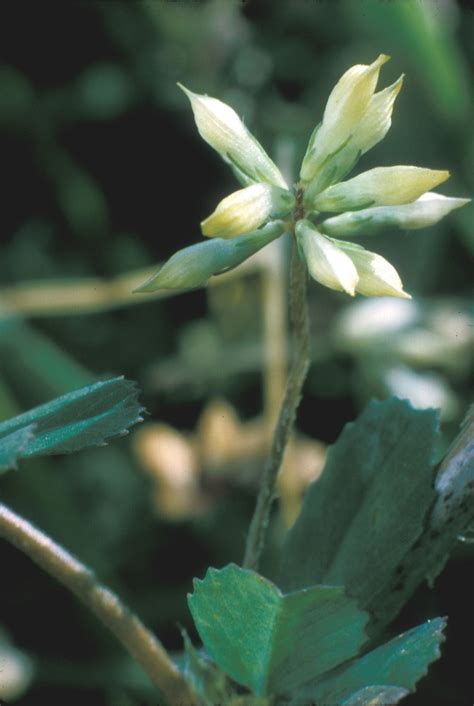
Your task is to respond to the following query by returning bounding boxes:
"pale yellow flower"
[138,61,468,297]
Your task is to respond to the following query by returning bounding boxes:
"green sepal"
[135,221,285,293]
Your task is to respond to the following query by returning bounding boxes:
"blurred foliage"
[0,1,472,704]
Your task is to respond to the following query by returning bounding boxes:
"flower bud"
[179,84,287,189]
[303,75,404,202]
[135,222,285,292]
[296,220,359,296]
[201,184,295,239]
[313,166,450,212]
[334,239,411,298]
[300,54,390,183]
[320,192,470,237]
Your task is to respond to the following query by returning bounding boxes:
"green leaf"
[370,404,474,632]
[279,399,438,620]
[0,377,144,473]
[134,222,285,292]
[341,685,409,705]
[300,618,445,704]
[188,563,368,697]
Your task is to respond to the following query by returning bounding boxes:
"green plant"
[0,55,472,706]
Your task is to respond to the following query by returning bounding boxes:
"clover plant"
[0,56,471,706]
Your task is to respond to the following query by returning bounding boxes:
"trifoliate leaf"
[135,222,285,293]
[0,377,144,473]
[188,563,368,697]
[279,399,438,620]
[299,618,445,704]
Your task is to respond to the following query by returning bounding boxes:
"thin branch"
[0,502,196,706]
[243,240,310,571]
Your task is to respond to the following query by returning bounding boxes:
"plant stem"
[243,239,310,571]
[0,502,196,706]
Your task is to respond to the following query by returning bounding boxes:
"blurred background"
[0,1,472,704]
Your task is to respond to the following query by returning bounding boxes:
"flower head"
[137,59,469,296]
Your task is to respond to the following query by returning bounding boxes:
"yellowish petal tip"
[376,53,391,66]
[200,219,212,237]
[451,197,471,208]
[394,74,405,91]
[177,83,195,100]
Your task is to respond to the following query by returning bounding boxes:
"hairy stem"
[243,239,310,570]
[0,502,196,706]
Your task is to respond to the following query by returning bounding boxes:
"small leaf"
[279,399,438,621]
[135,222,285,293]
[0,377,144,472]
[188,563,368,697]
[301,618,445,704]
[341,685,409,706]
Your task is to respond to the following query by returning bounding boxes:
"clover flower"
[137,56,469,296]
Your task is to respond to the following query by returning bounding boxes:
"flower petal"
[304,74,405,202]
[354,75,404,155]
[201,184,295,239]
[334,240,411,299]
[296,220,359,296]
[313,166,450,212]
[300,54,390,183]
[179,84,287,189]
[320,192,471,237]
